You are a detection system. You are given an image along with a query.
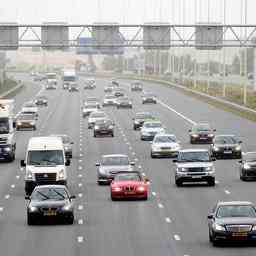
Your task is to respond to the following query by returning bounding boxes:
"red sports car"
[110,171,149,200]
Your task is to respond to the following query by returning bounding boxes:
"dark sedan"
[189,123,216,144]
[34,96,48,106]
[208,201,256,246]
[93,119,114,137]
[131,81,143,91]
[210,135,242,159]
[239,152,256,181]
[26,185,75,225]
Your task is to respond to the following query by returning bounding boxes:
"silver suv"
[173,149,216,187]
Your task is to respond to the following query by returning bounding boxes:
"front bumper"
[111,190,147,199]
[212,149,242,159]
[142,99,156,103]
[190,136,214,143]
[28,210,73,223]
[212,229,256,242]
[176,173,214,183]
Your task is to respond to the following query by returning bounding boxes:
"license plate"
[232,232,248,237]
[200,137,207,140]
[44,210,57,216]
[192,176,202,179]
[224,151,232,154]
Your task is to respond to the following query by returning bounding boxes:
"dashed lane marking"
[78,183,83,187]
[165,217,172,223]
[11,184,15,189]
[77,236,84,243]
[152,192,157,196]
[78,219,84,225]
[78,193,83,198]
[78,205,84,211]
[5,195,10,200]
[158,203,164,209]
[174,234,181,241]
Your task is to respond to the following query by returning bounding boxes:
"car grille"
[221,147,234,151]
[187,167,205,172]
[124,186,135,192]
[161,147,171,150]
[35,173,57,183]
[0,138,7,144]
[41,207,58,212]
[225,225,252,232]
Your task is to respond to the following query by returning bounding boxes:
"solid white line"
[224,190,231,195]
[174,234,181,241]
[158,203,164,209]
[158,99,196,125]
[165,217,172,223]
[77,236,84,243]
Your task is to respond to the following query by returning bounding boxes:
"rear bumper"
[212,151,242,159]
[190,136,213,143]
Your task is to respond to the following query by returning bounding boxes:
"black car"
[189,123,216,144]
[131,81,143,91]
[133,112,156,130]
[116,97,132,109]
[16,113,37,131]
[239,152,256,181]
[93,119,114,137]
[113,88,125,97]
[142,92,157,104]
[210,135,242,159]
[68,84,79,92]
[26,185,75,225]
[208,201,256,246]
[34,96,48,106]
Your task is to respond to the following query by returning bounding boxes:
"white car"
[21,102,39,117]
[88,111,107,129]
[102,95,117,106]
[151,134,181,158]
[140,121,165,141]
[82,104,99,118]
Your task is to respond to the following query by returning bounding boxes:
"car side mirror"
[65,159,71,166]
[173,159,177,163]
[207,214,214,219]
[20,160,26,167]
[95,163,100,167]
[239,141,242,144]
[188,129,192,132]
[25,196,30,200]
[238,160,243,164]
[130,162,135,166]
[70,195,76,200]
[211,157,216,162]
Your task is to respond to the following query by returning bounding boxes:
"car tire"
[94,133,97,137]
[151,152,155,159]
[190,139,194,144]
[208,178,215,187]
[175,179,183,187]
[27,214,34,225]
[97,180,103,185]
[240,173,247,181]
[133,126,137,130]
[67,215,74,225]
[111,195,116,201]
[33,126,36,131]
[209,230,213,242]
[111,133,114,137]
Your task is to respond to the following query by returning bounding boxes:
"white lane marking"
[78,205,84,211]
[132,152,136,155]
[78,174,83,178]
[80,154,83,157]
[0,207,4,212]
[77,236,84,243]
[134,158,138,162]
[224,190,231,195]
[165,217,172,223]
[142,172,146,176]
[129,146,133,150]
[158,99,196,125]
[20,167,24,172]
[158,203,164,209]
[16,175,20,179]
[78,219,84,225]
[78,183,83,187]
[79,147,83,152]
[5,194,10,200]
[174,234,181,241]
[152,192,157,196]
[79,159,82,163]
[78,193,83,198]
[138,165,142,169]
[11,184,15,189]
[215,180,220,184]
[78,166,83,170]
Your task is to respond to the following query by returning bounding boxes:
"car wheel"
[111,133,114,137]
[111,195,116,201]
[175,179,183,187]
[33,126,36,131]
[67,215,74,225]
[27,214,34,225]
[190,139,194,144]
[208,178,215,186]
[209,230,213,242]
[93,133,97,137]
[151,152,155,159]
[240,172,247,181]
[97,180,103,185]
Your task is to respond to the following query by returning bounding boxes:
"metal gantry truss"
[1,24,256,49]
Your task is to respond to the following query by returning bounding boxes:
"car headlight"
[192,134,199,137]
[62,204,72,211]
[208,134,214,137]
[129,101,132,104]
[252,225,256,231]
[213,146,219,151]
[59,170,65,180]
[178,167,187,172]
[244,163,251,170]
[64,146,69,150]
[137,186,145,192]
[235,146,241,151]
[205,167,212,171]
[113,187,122,192]
[109,125,113,129]
[26,170,33,180]
[29,121,35,125]
[152,145,160,151]
[134,120,139,124]
[17,122,22,126]
[94,125,99,130]
[29,206,38,212]
[4,147,11,152]
[213,223,226,231]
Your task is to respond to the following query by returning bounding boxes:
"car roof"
[179,149,209,153]
[217,201,253,206]
[28,136,63,149]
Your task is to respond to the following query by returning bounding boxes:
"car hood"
[27,165,65,173]
[176,162,213,168]
[99,165,133,174]
[30,199,69,208]
[141,127,164,133]
[216,217,256,226]
[152,142,180,148]
[111,181,144,187]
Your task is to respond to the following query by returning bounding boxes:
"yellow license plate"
[44,210,57,216]
[232,232,248,237]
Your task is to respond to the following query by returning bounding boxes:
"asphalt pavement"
[0,73,255,256]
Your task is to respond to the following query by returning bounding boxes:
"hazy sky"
[0,0,255,24]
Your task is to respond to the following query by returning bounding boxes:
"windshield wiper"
[52,189,65,200]
[30,161,41,165]
[36,191,50,200]
[41,159,58,165]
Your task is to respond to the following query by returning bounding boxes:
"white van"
[21,136,70,195]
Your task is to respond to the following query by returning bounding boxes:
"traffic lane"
[121,79,256,151]
[107,94,256,255]
[81,114,181,256]
[0,86,81,256]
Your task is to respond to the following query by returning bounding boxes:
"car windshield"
[178,151,210,162]
[95,119,112,125]
[144,122,162,128]
[24,103,36,108]
[193,124,211,132]
[87,98,97,102]
[102,156,129,166]
[105,96,115,99]
[114,173,141,182]
[214,136,237,144]
[17,115,35,120]
[216,205,256,218]
[0,117,9,134]
[154,135,176,143]
[27,150,64,165]
[91,112,106,118]
[243,153,256,162]
[31,187,68,201]
[86,104,97,109]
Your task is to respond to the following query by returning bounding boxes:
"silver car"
[151,134,181,158]
[96,154,135,185]
[140,121,165,141]
[173,149,216,187]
